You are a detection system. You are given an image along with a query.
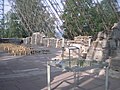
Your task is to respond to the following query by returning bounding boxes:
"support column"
[47,62,51,90]
[47,39,50,47]
[74,71,77,90]
[62,38,65,60]
[56,39,59,48]
[30,37,32,45]
[40,36,43,44]
[69,48,71,67]
[105,66,109,90]
[88,37,92,47]
[35,33,37,45]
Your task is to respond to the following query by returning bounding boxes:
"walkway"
[0,48,120,90]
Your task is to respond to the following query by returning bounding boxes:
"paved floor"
[0,48,120,90]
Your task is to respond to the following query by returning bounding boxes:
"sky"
[4,0,11,14]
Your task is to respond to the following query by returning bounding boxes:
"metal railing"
[47,46,109,90]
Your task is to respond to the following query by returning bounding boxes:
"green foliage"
[62,0,119,39]
[4,11,29,38]
[2,0,56,38]
[14,0,56,37]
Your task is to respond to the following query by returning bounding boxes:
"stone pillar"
[47,39,50,47]
[35,33,37,45]
[56,39,59,48]
[62,37,65,47]
[23,38,27,44]
[37,32,41,45]
[30,37,32,45]
[31,33,35,45]
[88,36,92,47]
[40,36,43,44]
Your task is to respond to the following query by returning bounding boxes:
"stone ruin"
[85,22,120,78]
[22,26,120,78]
[108,22,120,78]
[86,31,109,61]
[57,22,120,78]
[22,32,66,48]
[53,35,92,59]
[67,36,92,58]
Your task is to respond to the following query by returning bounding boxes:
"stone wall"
[108,22,120,78]
[86,31,109,61]
[59,36,92,58]
[23,32,68,48]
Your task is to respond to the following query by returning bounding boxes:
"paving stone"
[18,81,40,90]
[0,48,120,90]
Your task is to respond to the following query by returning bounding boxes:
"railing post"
[105,66,109,90]
[47,62,51,90]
